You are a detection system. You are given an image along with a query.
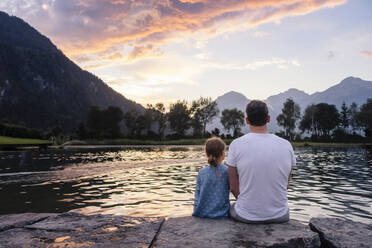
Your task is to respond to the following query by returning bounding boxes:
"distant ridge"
[208,77,372,133]
[0,11,143,132]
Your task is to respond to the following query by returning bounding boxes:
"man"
[227,100,295,223]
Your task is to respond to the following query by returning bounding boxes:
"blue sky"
[1,0,371,104]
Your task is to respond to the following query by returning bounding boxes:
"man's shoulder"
[230,134,250,146]
[272,134,291,145]
[271,134,293,147]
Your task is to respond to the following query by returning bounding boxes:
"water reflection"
[0,146,371,223]
[0,146,203,173]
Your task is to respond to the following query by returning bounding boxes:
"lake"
[0,145,371,223]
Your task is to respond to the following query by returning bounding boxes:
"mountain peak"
[285,88,308,95]
[217,91,249,102]
[341,76,362,82]
[223,90,247,98]
[0,11,142,132]
[0,11,57,52]
[338,76,365,86]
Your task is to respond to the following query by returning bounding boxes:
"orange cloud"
[103,52,123,60]
[5,0,346,61]
[361,50,372,57]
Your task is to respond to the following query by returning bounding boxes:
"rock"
[154,216,320,248]
[0,212,163,248]
[26,212,112,231]
[0,213,56,232]
[309,217,372,248]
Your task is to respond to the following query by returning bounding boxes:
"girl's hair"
[205,137,226,166]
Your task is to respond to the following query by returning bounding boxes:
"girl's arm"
[193,174,201,210]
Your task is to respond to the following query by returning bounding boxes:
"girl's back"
[193,164,230,218]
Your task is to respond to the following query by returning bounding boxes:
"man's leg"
[230,203,289,224]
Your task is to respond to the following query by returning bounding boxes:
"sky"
[1,0,372,105]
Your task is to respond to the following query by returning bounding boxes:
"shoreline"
[1,135,371,150]
[62,139,371,148]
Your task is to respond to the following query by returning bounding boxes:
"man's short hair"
[246,100,268,126]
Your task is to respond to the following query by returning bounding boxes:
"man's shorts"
[229,203,289,224]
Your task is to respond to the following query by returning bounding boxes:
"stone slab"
[0,212,163,248]
[309,217,372,248]
[154,216,320,248]
[0,213,56,232]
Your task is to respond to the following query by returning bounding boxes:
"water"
[0,146,371,223]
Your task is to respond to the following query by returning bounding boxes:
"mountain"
[0,11,143,132]
[303,77,372,108]
[207,91,250,133]
[209,77,372,134]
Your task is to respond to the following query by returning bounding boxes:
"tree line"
[75,97,248,140]
[75,97,372,142]
[276,98,372,142]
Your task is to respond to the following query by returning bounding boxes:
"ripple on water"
[0,146,371,223]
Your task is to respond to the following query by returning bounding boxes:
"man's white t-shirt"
[226,133,296,221]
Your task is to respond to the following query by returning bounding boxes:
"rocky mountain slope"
[0,11,142,132]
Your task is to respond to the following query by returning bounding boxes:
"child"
[192,137,230,218]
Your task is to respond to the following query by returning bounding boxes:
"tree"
[211,128,220,137]
[51,125,63,137]
[340,102,350,132]
[86,106,123,139]
[349,102,361,134]
[124,110,146,138]
[76,122,88,140]
[358,98,372,139]
[190,97,219,137]
[276,98,301,141]
[316,103,340,136]
[191,113,203,137]
[87,106,104,139]
[147,103,167,139]
[153,103,167,139]
[124,110,139,138]
[144,105,155,134]
[300,104,318,136]
[104,106,124,138]
[167,101,191,137]
[221,108,245,137]
[300,103,339,137]
[134,114,147,138]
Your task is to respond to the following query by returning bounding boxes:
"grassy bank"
[63,138,233,146]
[291,142,368,147]
[62,138,368,147]
[0,136,50,145]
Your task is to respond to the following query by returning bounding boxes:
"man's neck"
[249,125,268,134]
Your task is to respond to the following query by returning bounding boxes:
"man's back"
[227,133,295,221]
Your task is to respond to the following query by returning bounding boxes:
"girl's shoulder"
[219,164,228,171]
[198,165,212,175]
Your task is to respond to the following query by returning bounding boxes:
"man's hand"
[228,166,240,199]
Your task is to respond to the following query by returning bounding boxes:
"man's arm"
[287,169,292,189]
[228,166,240,199]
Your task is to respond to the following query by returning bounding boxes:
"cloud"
[103,52,123,60]
[361,50,372,58]
[127,44,163,61]
[203,58,300,70]
[1,0,346,61]
[253,31,269,38]
[327,51,335,60]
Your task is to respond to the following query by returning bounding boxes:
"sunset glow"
[1,0,371,104]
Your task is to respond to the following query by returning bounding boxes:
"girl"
[192,137,230,218]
